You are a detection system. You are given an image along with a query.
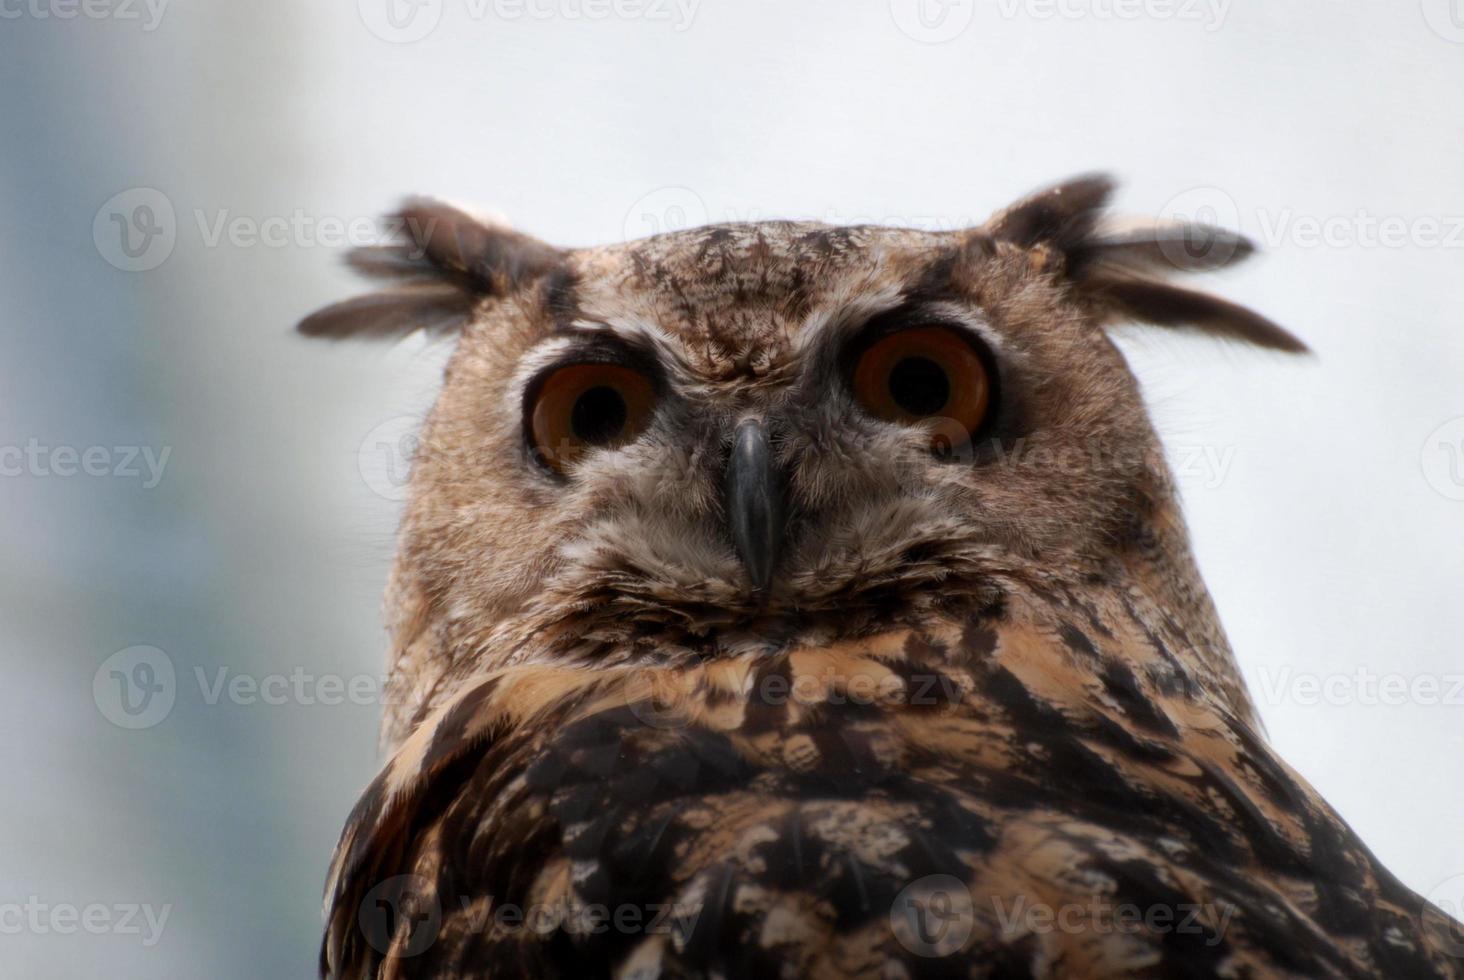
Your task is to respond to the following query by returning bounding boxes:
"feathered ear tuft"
[987,172,1117,256]
[297,198,565,340]
[983,174,1307,353]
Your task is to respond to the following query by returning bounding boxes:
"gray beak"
[725,418,784,592]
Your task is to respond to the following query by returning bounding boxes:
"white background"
[2,1,1462,975]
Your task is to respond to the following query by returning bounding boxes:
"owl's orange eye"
[851,326,992,446]
[528,363,657,473]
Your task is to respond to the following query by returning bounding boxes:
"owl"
[300,175,1462,978]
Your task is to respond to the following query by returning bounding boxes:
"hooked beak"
[725,418,784,593]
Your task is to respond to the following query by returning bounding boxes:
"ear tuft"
[297,199,564,341]
[982,175,1306,353]
[1070,220,1256,277]
[1094,279,1308,353]
[988,172,1116,256]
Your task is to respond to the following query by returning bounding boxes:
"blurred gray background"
[3,0,1463,975]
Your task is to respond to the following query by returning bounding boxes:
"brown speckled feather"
[323,579,1460,978]
[303,176,1459,978]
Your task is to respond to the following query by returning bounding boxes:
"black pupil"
[888,357,949,416]
[571,385,628,444]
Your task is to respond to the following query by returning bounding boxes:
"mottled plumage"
[301,175,1462,978]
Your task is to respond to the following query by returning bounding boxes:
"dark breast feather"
[321,596,1463,979]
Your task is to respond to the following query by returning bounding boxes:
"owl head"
[300,175,1303,741]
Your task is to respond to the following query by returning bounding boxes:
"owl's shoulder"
[322,600,1457,978]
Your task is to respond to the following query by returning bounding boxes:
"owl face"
[299,174,1302,714]
[405,223,1163,663]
